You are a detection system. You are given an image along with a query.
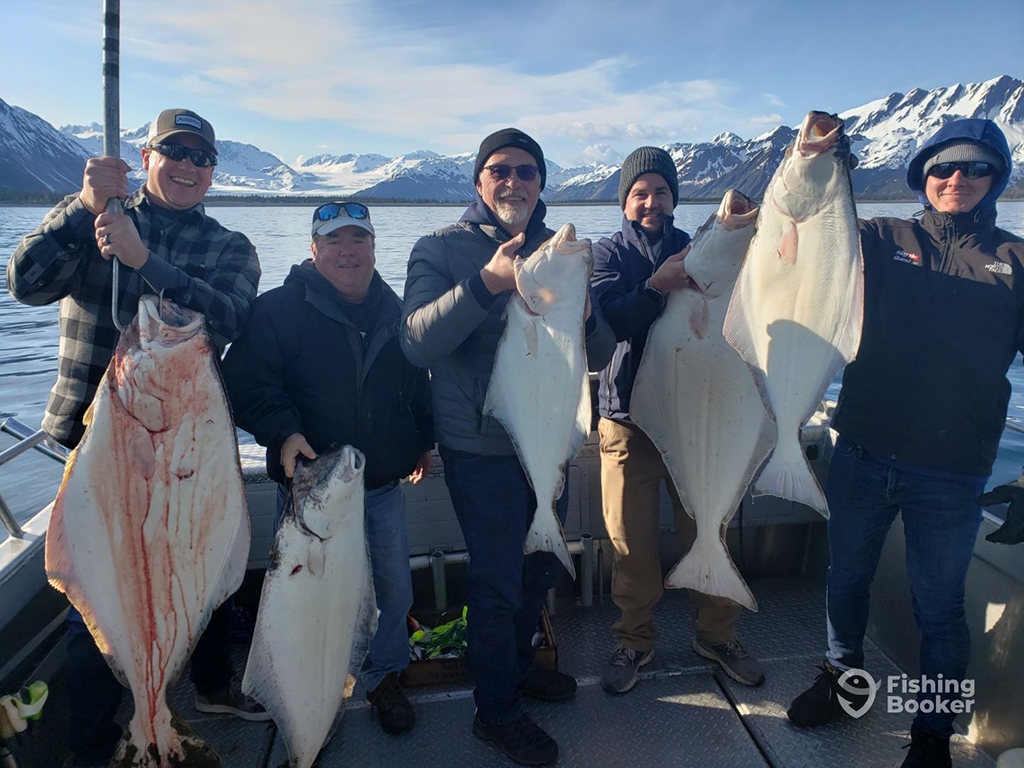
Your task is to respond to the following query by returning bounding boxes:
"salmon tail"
[665,535,757,612]
[524,506,576,580]
[754,444,829,518]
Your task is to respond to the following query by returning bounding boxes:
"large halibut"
[484,223,592,579]
[632,191,771,611]
[46,295,250,767]
[724,111,864,517]
[242,446,377,768]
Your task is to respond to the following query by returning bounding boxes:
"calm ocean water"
[2,201,1023,528]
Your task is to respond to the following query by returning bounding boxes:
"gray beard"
[493,200,529,228]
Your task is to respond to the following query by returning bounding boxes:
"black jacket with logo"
[832,207,1024,476]
[223,261,433,488]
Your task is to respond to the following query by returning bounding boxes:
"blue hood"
[906,119,1012,211]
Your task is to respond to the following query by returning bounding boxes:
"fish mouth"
[797,111,844,155]
[717,189,759,231]
[138,295,204,346]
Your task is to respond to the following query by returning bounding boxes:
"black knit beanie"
[617,146,679,209]
[474,128,546,191]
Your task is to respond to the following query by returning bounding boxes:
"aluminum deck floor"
[57,576,995,768]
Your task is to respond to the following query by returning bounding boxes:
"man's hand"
[977,478,1024,545]
[648,244,693,294]
[408,450,433,485]
[480,233,525,295]
[80,157,131,216]
[281,433,317,479]
[94,212,149,269]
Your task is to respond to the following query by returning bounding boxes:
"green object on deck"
[410,606,469,660]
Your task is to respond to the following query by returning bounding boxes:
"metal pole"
[430,550,448,612]
[597,542,604,605]
[580,532,594,608]
[103,0,126,333]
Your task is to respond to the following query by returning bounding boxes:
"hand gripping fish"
[242,446,377,768]
[484,223,593,579]
[632,191,771,611]
[46,295,250,767]
[724,112,864,517]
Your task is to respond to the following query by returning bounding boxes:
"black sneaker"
[900,726,951,768]
[473,713,558,766]
[693,637,765,686]
[601,645,654,694]
[521,666,577,702]
[366,672,415,734]
[787,662,865,727]
[195,677,272,722]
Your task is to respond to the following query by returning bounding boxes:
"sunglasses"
[484,164,540,182]
[314,201,370,222]
[927,161,996,180]
[148,142,218,168]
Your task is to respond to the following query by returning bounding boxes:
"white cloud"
[750,113,784,125]
[581,144,623,164]
[763,93,786,107]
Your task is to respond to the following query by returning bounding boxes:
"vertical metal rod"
[546,587,556,618]
[0,494,22,539]
[430,550,447,612]
[580,533,594,608]
[103,0,126,333]
[597,542,605,605]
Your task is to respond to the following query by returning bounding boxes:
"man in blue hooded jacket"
[402,128,615,767]
[787,119,1024,767]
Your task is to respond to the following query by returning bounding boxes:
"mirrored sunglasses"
[314,201,370,222]
[148,142,218,168]
[927,161,996,180]
[484,164,539,182]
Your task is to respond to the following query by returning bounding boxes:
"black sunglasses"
[927,161,996,180]
[484,164,540,182]
[148,142,218,168]
[314,202,370,222]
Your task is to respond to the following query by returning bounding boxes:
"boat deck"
[23,576,995,768]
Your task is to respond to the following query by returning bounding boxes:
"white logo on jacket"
[892,249,921,265]
[984,262,1012,275]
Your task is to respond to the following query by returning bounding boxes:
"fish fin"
[689,296,709,340]
[525,320,539,357]
[722,273,760,373]
[349,535,379,684]
[117,706,216,767]
[778,221,798,265]
[753,444,829,518]
[664,533,757,611]
[570,365,591,458]
[524,504,576,580]
[834,241,865,363]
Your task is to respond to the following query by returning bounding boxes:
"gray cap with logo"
[146,109,217,155]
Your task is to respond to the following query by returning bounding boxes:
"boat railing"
[0,419,67,539]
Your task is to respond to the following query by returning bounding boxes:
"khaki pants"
[599,417,741,651]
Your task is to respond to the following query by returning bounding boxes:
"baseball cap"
[147,109,217,155]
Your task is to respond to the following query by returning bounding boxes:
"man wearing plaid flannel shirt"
[7,108,264,766]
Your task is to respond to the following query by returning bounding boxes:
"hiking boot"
[195,677,272,721]
[601,645,654,694]
[366,672,415,734]
[787,661,863,727]
[473,712,558,766]
[521,666,577,702]
[693,637,765,686]
[900,725,951,768]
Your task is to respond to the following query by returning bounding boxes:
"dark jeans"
[440,446,568,724]
[65,600,233,759]
[825,437,985,738]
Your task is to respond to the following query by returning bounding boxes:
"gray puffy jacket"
[401,200,615,455]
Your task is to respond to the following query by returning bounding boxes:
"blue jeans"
[439,446,569,724]
[825,438,985,738]
[276,480,413,691]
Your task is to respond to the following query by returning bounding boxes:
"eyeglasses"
[927,161,996,180]
[484,164,540,182]
[147,142,218,168]
[314,202,370,222]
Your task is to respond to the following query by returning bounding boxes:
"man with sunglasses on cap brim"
[786,119,1024,767]
[222,201,433,738]
[7,107,263,766]
[590,146,766,697]
[402,128,614,766]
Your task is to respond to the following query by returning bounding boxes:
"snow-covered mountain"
[3,75,1021,200]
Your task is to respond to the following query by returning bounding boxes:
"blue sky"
[1,0,1021,167]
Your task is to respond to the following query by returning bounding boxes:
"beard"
[493,191,531,227]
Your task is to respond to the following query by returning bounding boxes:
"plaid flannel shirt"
[6,189,261,448]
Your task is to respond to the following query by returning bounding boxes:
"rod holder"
[580,533,594,608]
[430,550,448,612]
[597,542,605,605]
